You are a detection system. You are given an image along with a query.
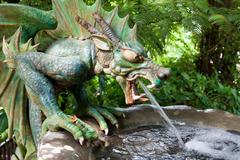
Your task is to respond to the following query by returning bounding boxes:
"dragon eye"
[121,48,144,63]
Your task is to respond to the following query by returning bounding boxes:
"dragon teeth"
[147,84,155,89]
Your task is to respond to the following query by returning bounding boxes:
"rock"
[38,131,94,160]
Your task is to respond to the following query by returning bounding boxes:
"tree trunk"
[196,0,236,84]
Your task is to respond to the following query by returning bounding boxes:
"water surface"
[95,122,240,160]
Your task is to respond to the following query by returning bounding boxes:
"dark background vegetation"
[0,0,239,134]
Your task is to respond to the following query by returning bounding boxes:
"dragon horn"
[93,12,120,44]
[75,15,102,35]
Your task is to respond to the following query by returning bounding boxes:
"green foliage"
[154,26,199,66]
[57,76,125,110]
[154,0,240,84]
[58,91,79,115]
[85,76,125,107]
[154,70,240,114]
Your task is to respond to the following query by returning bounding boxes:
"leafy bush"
[154,70,240,114]
[85,76,126,107]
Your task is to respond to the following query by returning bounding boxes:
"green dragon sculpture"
[0,0,170,159]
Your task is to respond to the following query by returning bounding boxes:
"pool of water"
[95,121,240,160]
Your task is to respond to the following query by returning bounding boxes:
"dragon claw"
[84,106,125,138]
[98,134,109,147]
[42,112,98,143]
[105,141,110,147]
[104,128,109,135]
[79,137,84,145]
[42,106,123,144]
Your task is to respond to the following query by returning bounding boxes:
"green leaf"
[209,14,228,24]
[194,0,210,14]
[209,14,233,32]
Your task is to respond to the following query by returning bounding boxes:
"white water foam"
[185,128,240,160]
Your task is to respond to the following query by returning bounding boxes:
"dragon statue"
[0,0,170,159]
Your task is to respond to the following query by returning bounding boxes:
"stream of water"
[111,80,185,147]
[138,80,185,147]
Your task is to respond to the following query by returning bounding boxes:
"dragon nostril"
[164,74,169,79]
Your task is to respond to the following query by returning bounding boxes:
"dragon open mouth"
[115,65,170,105]
[126,80,148,104]
[125,74,156,105]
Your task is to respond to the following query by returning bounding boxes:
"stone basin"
[38,105,240,160]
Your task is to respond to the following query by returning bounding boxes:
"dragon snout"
[144,63,170,88]
[157,67,171,80]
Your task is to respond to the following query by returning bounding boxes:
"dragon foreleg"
[70,86,122,135]
[16,54,98,144]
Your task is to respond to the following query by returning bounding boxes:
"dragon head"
[76,13,170,105]
[110,42,170,105]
